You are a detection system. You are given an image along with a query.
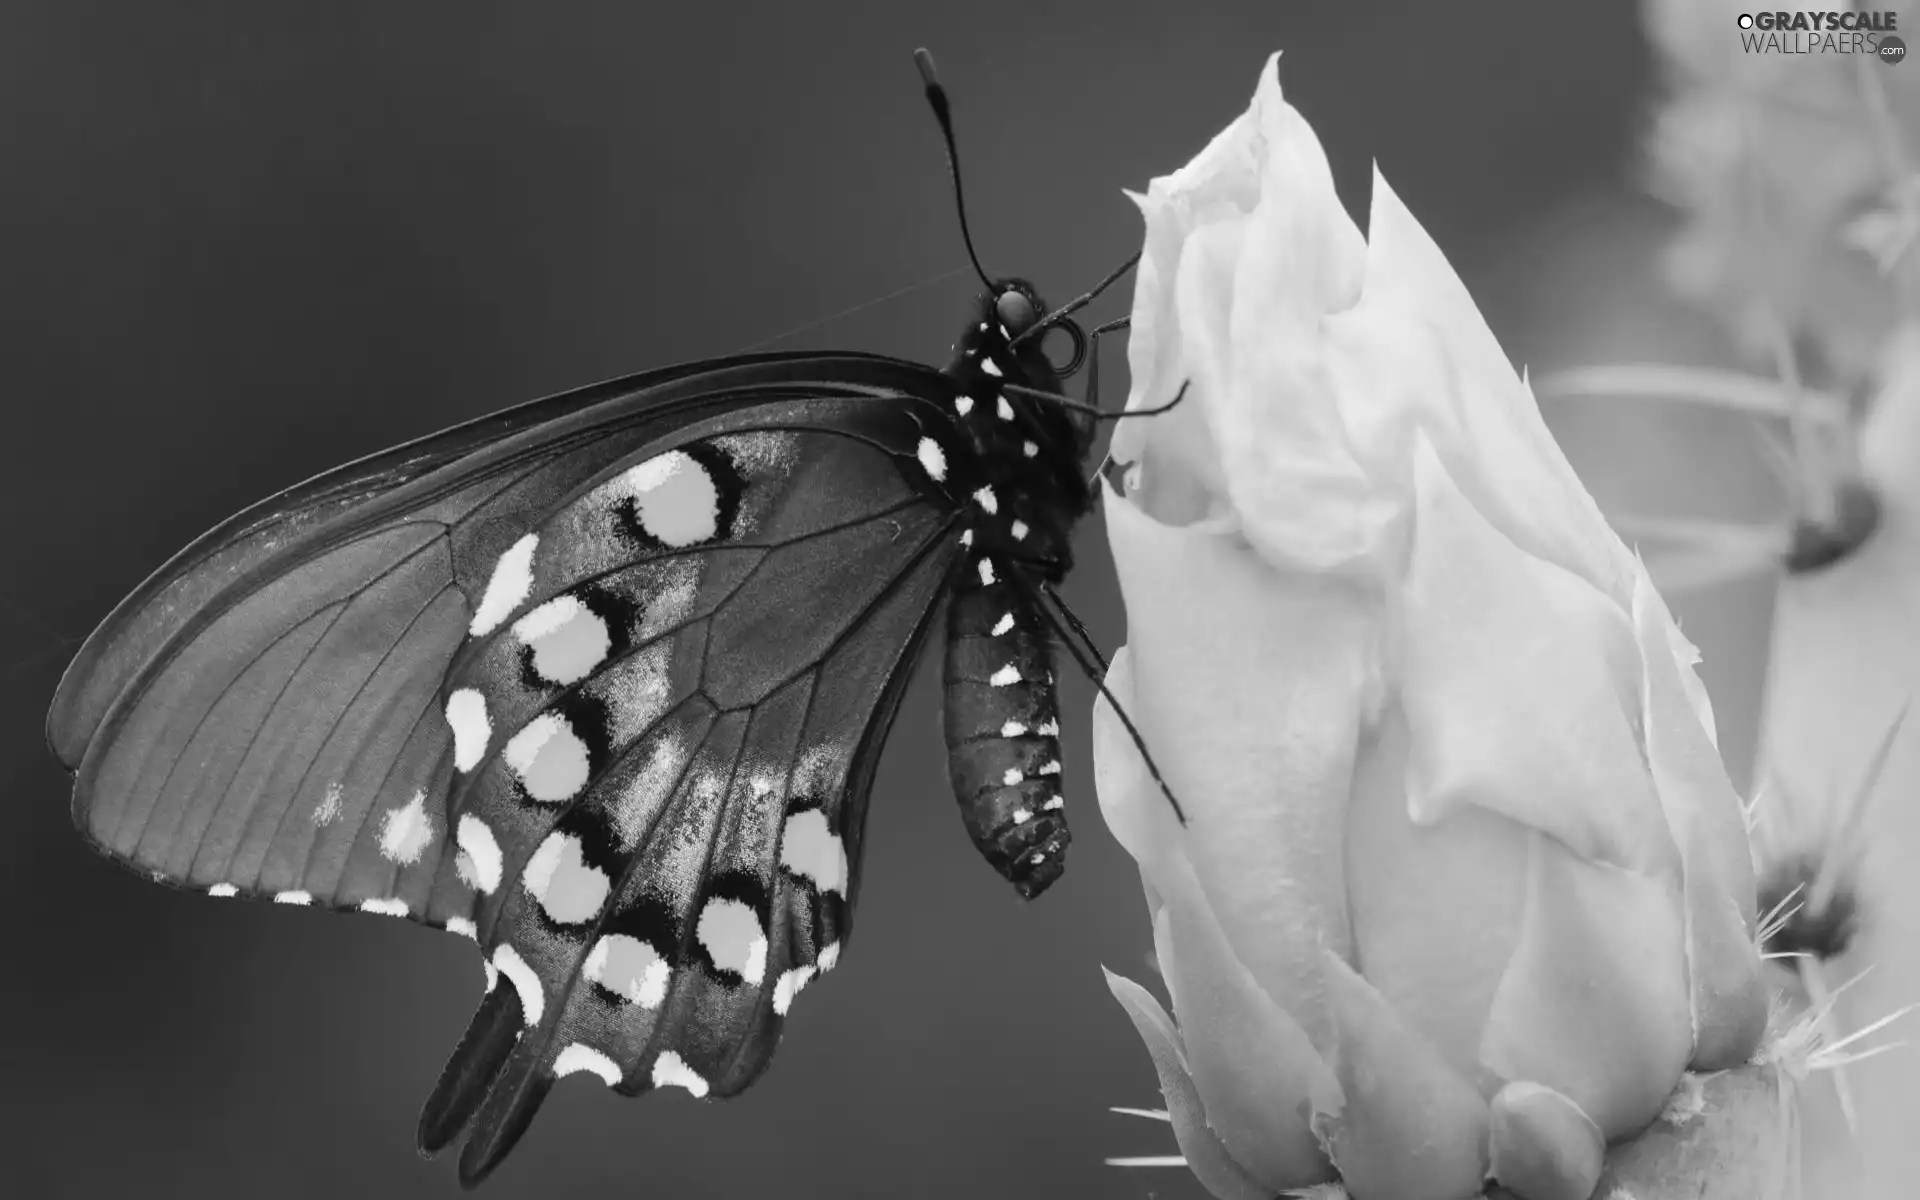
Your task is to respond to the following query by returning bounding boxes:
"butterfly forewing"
[50,355,956,928]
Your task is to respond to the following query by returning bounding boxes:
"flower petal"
[1092,645,1186,877]
[1153,855,1340,1191]
[1630,563,1767,1068]
[1486,1081,1605,1200]
[1119,53,1383,567]
[1313,951,1490,1200]
[1398,435,1679,879]
[1336,167,1635,608]
[1102,486,1375,1048]
[1103,968,1272,1200]
[1590,1064,1802,1200]
[1633,562,1759,931]
[1343,701,1527,1090]
[1480,833,1693,1140]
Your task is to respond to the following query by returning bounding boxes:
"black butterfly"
[45,49,1183,1187]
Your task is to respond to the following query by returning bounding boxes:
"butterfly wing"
[48,351,975,1181]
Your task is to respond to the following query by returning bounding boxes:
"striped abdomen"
[942,555,1068,899]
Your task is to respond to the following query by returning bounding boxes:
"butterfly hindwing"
[414,414,964,1180]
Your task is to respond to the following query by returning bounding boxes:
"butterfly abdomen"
[940,554,1068,900]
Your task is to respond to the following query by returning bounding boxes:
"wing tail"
[418,982,525,1160]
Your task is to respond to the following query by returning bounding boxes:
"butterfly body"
[49,273,1105,1182]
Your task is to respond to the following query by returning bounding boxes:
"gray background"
[0,2,1692,1197]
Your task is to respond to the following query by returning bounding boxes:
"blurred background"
[0,1,1822,1197]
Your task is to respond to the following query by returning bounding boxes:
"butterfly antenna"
[1017,573,1188,825]
[914,48,994,293]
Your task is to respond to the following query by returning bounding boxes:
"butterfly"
[44,49,1185,1187]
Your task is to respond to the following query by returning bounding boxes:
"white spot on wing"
[471,533,539,637]
[1037,760,1062,775]
[978,559,996,586]
[651,1050,710,1098]
[554,1043,621,1087]
[1037,719,1059,736]
[207,883,237,898]
[959,529,973,547]
[697,897,768,985]
[360,897,408,917]
[503,713,592,803]
[456,814,503,893]
[989,664,1021,687]
[522,831,611,925]
[446,917,479,941]
[1000,720,1027,737]
[991,612,1015,637]
[377,790,433,865]
[973,486,997,515]
[1011,808,1032,824]
[313,782,342,826]
[997,396,1014,421]
[493,943,544,1026]
[619,450,720,546]
[916,437,946,482]
[1022,440,1038,457]
[274,890,311,905]
[954,396,974,417]
[773,965,816,1015]
[446,689,491,773]
[1042,796,1064,812]
[584,934,671,1008]
[780,809,847,897]
[1003,768,1023,786]
[1011,519,1029,540]
[817,942,842,973]
[980,358,1003,378]
[514,595,611,685]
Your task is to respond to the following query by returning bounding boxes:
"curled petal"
[1153,855,1339,1190]
[1102,487,1373,1048]
[1313,951,1490,1200]
[1480,833,1693,1140]
[1486,1081,1605,1200]
[1398,435,1679,879]
[1103,968,1271,1200]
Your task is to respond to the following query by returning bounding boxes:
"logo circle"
[1737,13,1754,28]
[1883,35,1908,64]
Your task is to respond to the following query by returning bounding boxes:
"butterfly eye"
[995,289,1038,336]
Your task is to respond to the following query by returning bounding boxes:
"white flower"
[1096,55,1772,1200]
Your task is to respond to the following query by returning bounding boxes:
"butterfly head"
[948,281,1095,456]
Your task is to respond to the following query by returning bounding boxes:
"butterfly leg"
[1020,573,1188,825]
[1082,316,1129,414]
